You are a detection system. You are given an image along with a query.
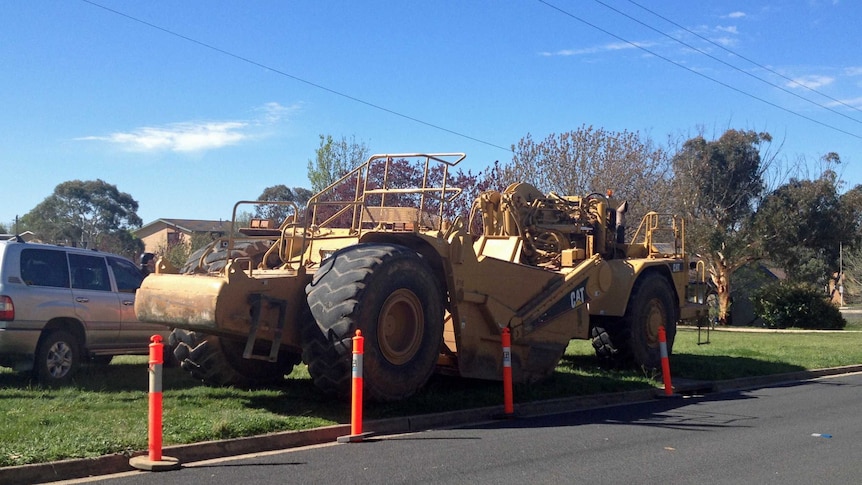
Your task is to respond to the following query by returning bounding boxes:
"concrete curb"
[4,364,862,485]
[709,364,862,392]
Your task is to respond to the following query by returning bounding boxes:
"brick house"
[134,218,232,254]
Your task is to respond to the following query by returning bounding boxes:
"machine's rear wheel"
[182,240,276,274]
[623,273,677,369]
[169,329,300,388]
[304,243,444,402]
[172,239,297,387]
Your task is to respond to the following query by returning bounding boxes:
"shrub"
[752,282,846,330]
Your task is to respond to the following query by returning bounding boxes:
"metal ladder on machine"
[693,259,712,345]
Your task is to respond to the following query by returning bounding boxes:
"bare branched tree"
[506,125,674,232]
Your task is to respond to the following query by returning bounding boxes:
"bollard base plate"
[129,455,182,472]
[337,431,374,443]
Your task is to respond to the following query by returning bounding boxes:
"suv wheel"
[35,330,80,386]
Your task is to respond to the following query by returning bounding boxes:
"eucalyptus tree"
[21,179,143,257]
[671,129,776,324]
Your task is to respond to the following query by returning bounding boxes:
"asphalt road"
[66,372,862,485]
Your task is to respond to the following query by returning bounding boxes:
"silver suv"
[0,237,170,385]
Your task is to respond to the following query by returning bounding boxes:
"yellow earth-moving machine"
[136,153,709,401]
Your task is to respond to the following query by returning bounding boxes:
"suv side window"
[69,253,111,292]
[20,248,70,288]
[108,257,144,293]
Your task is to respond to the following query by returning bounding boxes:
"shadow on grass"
[234,374,506,424]
[558,349,809,384]
[670,353,807,381]
[0,361,205,393]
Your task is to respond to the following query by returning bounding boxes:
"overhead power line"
[626,0,862,118]
[537,0,862,141]
[595,0,862,126]
[80,0,512,153]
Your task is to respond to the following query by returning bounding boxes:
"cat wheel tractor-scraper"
[135,152,710,402]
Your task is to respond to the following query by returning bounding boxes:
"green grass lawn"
[3,323,862,467]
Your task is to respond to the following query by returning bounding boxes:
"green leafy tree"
[21,179,144,258]
[160,231,219,270]
[834,181,862,304]
[842,245,862,304]
[253,185,314,224]
[307,134,370,193]
[755,156,862,285]
[671,129,775,325]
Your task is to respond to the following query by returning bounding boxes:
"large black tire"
[169,329,300,388]
[182,240,276,274]
[622,273,678,369]
[35,329,81,386]
[590,275,678,370]
[590,320,622,364]
[303,243,444,402]
[174,239,294,387]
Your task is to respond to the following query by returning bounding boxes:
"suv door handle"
[122,300,135,306]
[75,297,89,303]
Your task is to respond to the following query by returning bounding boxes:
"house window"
[167,231,182,245]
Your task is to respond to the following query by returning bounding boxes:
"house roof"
[0,231,36,242]
[136,218,232,235]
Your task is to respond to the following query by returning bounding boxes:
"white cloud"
[540,41,653,57]
[827,97,862,109]
[726,11,746,19]
[845,67,862,76]
[254,101,301,124]
[786,75,835,89]
[78,102,296,153]
[710,37,737,47]
[715,25,739,34]
[82,121,249,153]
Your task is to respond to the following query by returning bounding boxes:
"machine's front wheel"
[623,273,677,369]
[304,243,444,402]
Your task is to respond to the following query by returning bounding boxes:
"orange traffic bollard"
[659,326,674,397]
[130,335,181,471]
[148,335,164,461]
[502,327,514,416]
[351,330,364,436]
[337,330,373,443]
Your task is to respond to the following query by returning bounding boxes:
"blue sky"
[2,1,861,228]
